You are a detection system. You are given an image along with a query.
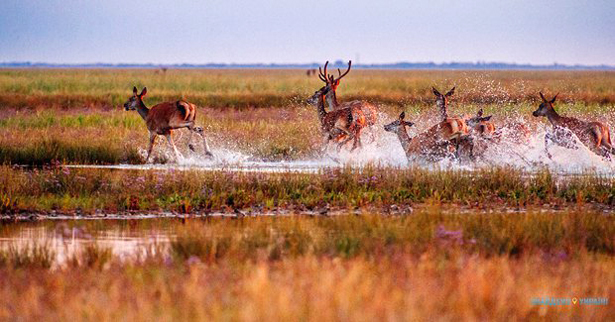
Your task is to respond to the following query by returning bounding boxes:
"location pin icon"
[572,297,578,305]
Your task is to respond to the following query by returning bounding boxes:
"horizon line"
[1,61,614,71]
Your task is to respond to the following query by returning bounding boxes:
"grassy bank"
[0,215,613,320]
[2,166,615,214]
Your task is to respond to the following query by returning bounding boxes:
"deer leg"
[145,132,156,163]
[194,126,214,157]
[165,133,182,161]
[186,125,196,152]
[544,132,553,160]
[337,133,355,151]
[350,129,362,152]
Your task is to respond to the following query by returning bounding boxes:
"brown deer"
[465,108,495,135]
[384,111,469,162]
[432,87,457,121]
[533,92,613,158]
[124,87,213,163]
[319,61,378,130]
[306,80,369,152]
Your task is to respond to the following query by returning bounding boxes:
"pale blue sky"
[1,0,613,65]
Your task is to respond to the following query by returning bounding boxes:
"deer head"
[124,86,147,110]
[465,108,493,128]
[432,87,455,119]
[307,61,352,105]
[532,92,558,117]
[384,111,415,133]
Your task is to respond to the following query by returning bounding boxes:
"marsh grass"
[2,69,615,164]
[0,243,55,269]
[167,213,614,260]
[1,166,614,214]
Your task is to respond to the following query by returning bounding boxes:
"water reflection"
[0,220,175,264]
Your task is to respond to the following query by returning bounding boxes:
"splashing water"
[76,113,615,177]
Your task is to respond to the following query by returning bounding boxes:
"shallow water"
[66,123,615,177]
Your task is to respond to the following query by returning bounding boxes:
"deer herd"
[124,61,613,164]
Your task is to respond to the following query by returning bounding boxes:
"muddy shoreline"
[3,202,613,222]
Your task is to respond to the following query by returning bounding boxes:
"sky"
[0,0,614,65]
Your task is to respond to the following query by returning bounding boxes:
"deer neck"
[545,108,564,127]
[325,90,339,110]
[314,94,328,126]
[438,101,448,120]
[395,126,413,159]
[136,100,149,121]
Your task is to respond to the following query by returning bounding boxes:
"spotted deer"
[319,61,378,130]
[384,111,469,162]
[306,77,370,152]
[124,87,213,163]
[532,92,613,158]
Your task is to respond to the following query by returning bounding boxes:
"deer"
[124,86,213,163]
[318,61,378,141]
[384,111,470,163]
[306,78,369,152]
[432,87,457,121]
[532,92,613,159]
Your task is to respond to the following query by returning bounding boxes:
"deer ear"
[432,87,442,97]
[550,93,558,104]
[399,111,406,120]
[139,87,147,97]
[445,87,455,97]
[477,108,484,117]
[404,121,415,128]
[483,115,492,122]
[539,92,547,102]
[133,86,138,95]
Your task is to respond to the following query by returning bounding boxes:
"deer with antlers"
[307,72,370,152]
[533,92,612,158]
[318,61,378,134]
[384,111,470,162]
[124,87,213,163]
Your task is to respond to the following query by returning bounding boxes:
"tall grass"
[0,243,55,269]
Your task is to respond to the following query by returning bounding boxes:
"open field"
[0,215,613,320]
[1,69,615,164]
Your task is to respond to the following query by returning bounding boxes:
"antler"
[319,60,352,84]
[318,61,329,83]
[331,60,352,83]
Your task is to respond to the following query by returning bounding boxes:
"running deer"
[465,108,495,135]
[306,81,369,152]
[319,61,378,129]
[384,111,469,162]
[432,87,456,121]
[532,92,613,158]
[124,87,213,163]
